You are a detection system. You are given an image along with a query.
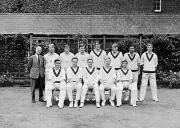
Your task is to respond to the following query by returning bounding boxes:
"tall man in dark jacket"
[28,46,45,103]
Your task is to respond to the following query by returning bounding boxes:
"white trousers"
[45,81,67,106]
[80,83,100,103]
[116,81,137,105]
[99,82,117,101]
[132,71,139,82]
[139,73,158,101]
[66,82,82,102]
[132,71,139,99]
[44,69,51,100]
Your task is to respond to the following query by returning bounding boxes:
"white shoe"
[109,100,115,106]
[116,104,122,107]
[136,99,140,102]
[69,101,73,108]
[46,105,50,108]
[101,100,106,107]
[96,103,100,108]
[58,104,63,109]
[138,99,144,102]
[74,101,78,108]
[131,104,137,107]
[79,103,84,108]
[153,99,159,102]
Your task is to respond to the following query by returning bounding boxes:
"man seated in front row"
[66,57,83,108]
[79,57,100,108]
[116,60,137,107]
[45,59,66,108]
[99,56,117,107]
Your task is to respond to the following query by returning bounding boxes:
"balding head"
[35,46,42,55]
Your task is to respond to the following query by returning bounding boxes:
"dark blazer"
[27,54,45,79]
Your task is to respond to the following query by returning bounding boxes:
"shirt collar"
[146,51,154,54]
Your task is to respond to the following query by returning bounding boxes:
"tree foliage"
[0,34,29,73]
[117,34,180,72]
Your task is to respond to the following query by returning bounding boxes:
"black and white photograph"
[0,0,180,128]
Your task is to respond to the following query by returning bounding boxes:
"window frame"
[154,0,162,12]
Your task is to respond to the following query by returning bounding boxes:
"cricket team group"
[27,41,159,109]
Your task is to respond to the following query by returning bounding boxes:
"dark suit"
[27,54,45,102]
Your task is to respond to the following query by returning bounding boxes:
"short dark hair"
[72,57,78,61]
[79,42,85,48]
[122,60,128,64]
[95,40,100,45]
[64,44,70,48]
[54,59,61,63]
[112,43,118,47]
[147,43,153,47]
[129,44,135,48]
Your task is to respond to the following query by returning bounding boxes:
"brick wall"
[162,0,180,14]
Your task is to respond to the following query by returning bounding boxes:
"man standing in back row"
[139,43,159,102]
[76,44,89,68]
[90,41,107,70]
[44,44,59,101]
[108,43,123,71]
[60,44,74,72]
[124,45,140,101]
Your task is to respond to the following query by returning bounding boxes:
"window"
[154,0,162,12]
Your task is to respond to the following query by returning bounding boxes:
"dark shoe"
[39,98,45,102]
[32,100,36,103]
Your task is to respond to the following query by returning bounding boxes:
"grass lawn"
[0,87,180,128]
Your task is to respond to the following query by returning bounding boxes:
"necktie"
[38,55,40,65]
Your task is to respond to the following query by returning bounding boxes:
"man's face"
[36,47,42,55]
[72,59,78,67]
[64,47,70,53]
[112,45,118,52]
[105,59,111,66]
[122,62,128,68]
[49,46,55,53]
[95,44,101,50]
[147,45,153,52]
[80,46,85,53]
[55,61,61,68]
[129,46,134,53]
[87,60,93,67]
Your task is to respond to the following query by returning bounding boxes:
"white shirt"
[90,49,107,68]
[99,66,116,83]
[140,52,158,71]
[108,51,123,69]
[44,53,59,70]
[124,52,140,71]
[48,67,65,82]
[117,68,133,81]
[60,52,74,70]
[75,52,90,68]
[83,67,99,84]
[67,67,83,82]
